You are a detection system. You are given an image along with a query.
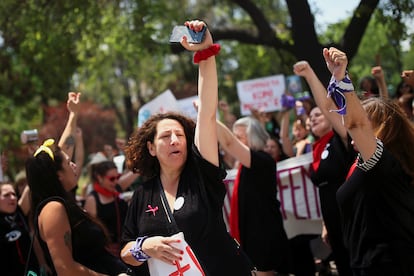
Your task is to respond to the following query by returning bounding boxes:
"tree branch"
[342,0,380,60]
[212,28,294,52]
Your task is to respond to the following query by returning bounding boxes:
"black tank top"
[35,197,127,275]
[90,189,128,243]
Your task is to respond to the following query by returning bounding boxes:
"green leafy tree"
[1,0,413,179]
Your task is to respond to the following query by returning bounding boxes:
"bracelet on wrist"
[129,236,150,262]
[336,73,355,93]
[193,43,221,64]
[326,72,354,115]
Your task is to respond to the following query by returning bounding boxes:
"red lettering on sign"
[252,90,273,100]
[277,174,289,220]
[169,260,190,276]
[243,80,272,91]
[277,165,321,220]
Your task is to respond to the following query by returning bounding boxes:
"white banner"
[137,89,180,127]
[236,75,286,116]
[224,152,322,239]
[177,95,199,121]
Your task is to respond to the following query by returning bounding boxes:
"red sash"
[312,131,334,172]
[346,158,358,180]
[229,164,242,243]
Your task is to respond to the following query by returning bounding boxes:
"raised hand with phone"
[170,20,208,45]
[171,20,220,64]
[169,25,206,44]
[121,19,254,275]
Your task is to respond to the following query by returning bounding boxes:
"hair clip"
[33,139,55,160]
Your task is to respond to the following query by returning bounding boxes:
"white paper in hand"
[147,232,205,276]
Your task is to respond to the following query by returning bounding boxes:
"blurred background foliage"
[0,0,413,179]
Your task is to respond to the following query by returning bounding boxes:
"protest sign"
[177,95,198,121]
[137,89,180,127]
[224,152,322,239]
[236,75,286,116]
[148,232,204,276]
[286,75,303,95]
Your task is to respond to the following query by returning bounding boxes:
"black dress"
[337,140,414,275]
[121,146,252,276]
[35,197,128,276]
[0,207,39,276]
[310,131,356,275]
[237,150,290,272]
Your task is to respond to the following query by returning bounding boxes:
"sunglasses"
[105,174,121,182]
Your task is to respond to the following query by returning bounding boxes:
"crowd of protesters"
[1,19,414,276]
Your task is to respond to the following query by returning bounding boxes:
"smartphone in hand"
[169,25,206,44]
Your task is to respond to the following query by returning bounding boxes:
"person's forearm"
[59,112,77,160]
[74,132,84,181]
[195,55,219,165]
[121,241,145,267]
[118,170,140,191]
[342,90,376,161]
[18,185,31,216]
[216,119,235,151]
[376,77,389,99]
[59,264,108,276]
[198,57,217,119]
[279,111,294,157]
[304,70,337,112]
[301,66,348,138]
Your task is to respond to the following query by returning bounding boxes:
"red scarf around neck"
[229,164,242,243]
[93,182,120,198]
[312,130,334,172]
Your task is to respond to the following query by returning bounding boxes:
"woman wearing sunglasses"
[26,139,128,275]
[84,160,129,257]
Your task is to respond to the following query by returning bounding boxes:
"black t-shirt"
[121,146,252,276]
[310,131,356,188]
[237,150,290,272]
[310,131,355,275]
[337,146,414,274]
[0,207,39,276]
[310,131,356,229]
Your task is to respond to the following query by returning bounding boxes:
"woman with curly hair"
[120,20,252,276]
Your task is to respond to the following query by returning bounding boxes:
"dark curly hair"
[125,112,196,178]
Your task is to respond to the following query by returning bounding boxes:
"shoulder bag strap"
[157,178,180,233]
